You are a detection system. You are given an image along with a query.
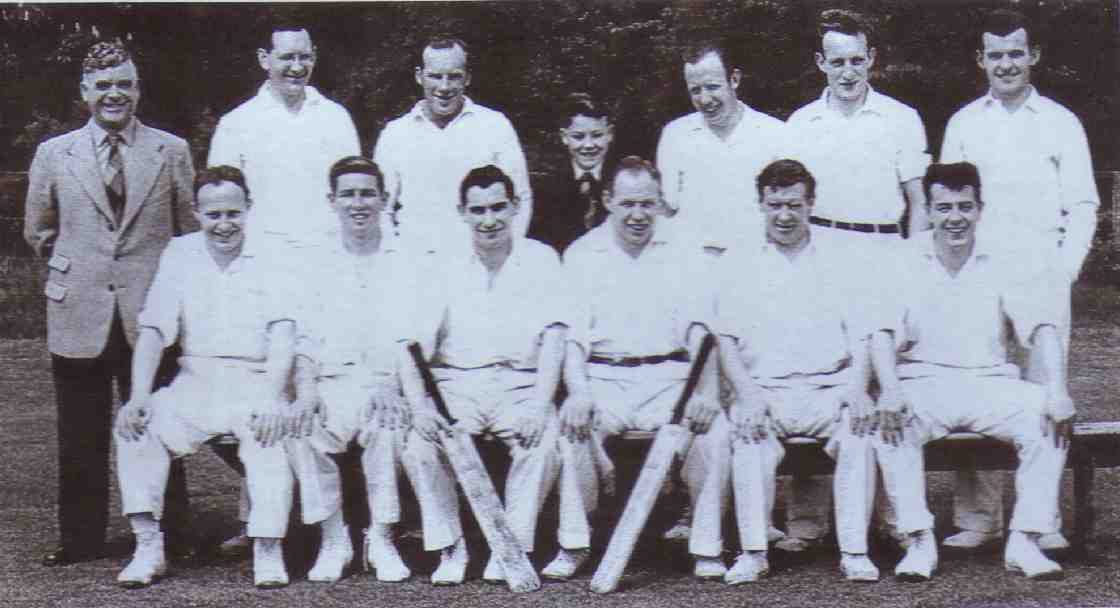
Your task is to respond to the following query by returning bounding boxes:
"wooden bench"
[209,421,1120,556]
[609,421,1120,557]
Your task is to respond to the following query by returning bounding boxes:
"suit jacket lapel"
[66,124,116,223]
[120,120,165,233]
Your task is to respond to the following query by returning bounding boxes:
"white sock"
[129,513,159,537]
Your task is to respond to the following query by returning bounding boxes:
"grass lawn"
[1,285,1119,607]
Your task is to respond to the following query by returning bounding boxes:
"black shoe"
[42,546,100,567]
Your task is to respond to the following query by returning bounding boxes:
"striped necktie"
[105,132,125,221]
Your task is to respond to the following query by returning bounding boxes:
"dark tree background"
[1,1,1114,172]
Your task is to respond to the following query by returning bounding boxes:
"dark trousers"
[50,313,188,556]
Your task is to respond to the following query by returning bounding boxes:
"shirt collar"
[809,85,885,120]
[915,230,993,265]
[256,82,324,112]
[980,85,1041,114]
[583,223,670,254]
[409,95,477,126]
[756,229,819,261]
[89,117,137,147]
[687,100,756,133]
[571,162,604,181]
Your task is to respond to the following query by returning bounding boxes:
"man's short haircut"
[193,165,250,207]
[264,16,311,49]
[817,9,873,52]
[608,155,662,193]
[680,39,734,80]
[422,34,470,69]
[459,165,514,207]
[557,92,611,129]
[978,9,1038,49]
[82,40,132,75]
[922,162,983,205]
[329,156,384,194]
[756,159,817,201]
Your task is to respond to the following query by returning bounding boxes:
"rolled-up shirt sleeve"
[897,107,932,183]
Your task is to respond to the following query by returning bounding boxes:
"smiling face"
[460,182,517,251]
[561,114,613,172]
[329,172,385,238]
[258,29,316,98]
[684,51,741,128]
[978,28,1038,102]
[929,183,981,250]
[416,44,470,123]
[605,170,664,251]
[195,181,250,259]
[80,60,140,131]
[816,30,875,104]
[760,182,813,249]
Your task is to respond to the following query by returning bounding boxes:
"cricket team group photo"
[2,2,1119,606]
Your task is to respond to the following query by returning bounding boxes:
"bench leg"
[1071,446,1095,561]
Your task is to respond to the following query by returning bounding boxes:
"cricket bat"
[406,342,542,593]
[589,332,716,594]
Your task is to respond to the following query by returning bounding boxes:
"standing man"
[716,159,879,584]
[939,8,1097,551]
[785,9,930,247]
[23,40,197,566]
[527,92,615,254]
[872,162,1073,581]
[373,35,532,253]
[551,157,729,581]
[655,40,786,252]
[398,165,562,585]
[208,19,361,247]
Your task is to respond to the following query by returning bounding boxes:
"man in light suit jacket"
[24,40,198,566]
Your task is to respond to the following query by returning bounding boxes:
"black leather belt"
[588,350,689,367]
[810,216,900,234]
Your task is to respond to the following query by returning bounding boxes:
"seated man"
[113,166,297,588]
[715,160,878,584]
[872,162,1073,581]
[552,156,728,581]
[284,156,418,582]
[399,165,564,585]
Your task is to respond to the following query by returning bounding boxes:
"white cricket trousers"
[557,361,731,558]
[876,373,1066,536]
[116,357,294,538]
[285,372,407,526]
[401,366,560,552]
[731,384,875,553]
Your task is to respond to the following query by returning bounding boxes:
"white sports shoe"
[431,537,468,586]
[364,525,410,582]
[253,539,290,589]
[942,529,1001,549]
[1038,532,1071,552]
[693,556,727,579]
[840,552,880,582]
[723,552,769,585]
[1005,531,1064,580]
[541,547,590,580]
[308,524,353,582]
[895,529,937,582]
[117,531,168,588]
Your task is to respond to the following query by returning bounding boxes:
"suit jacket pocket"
[47,253,71,273]
[44,280,68,302]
